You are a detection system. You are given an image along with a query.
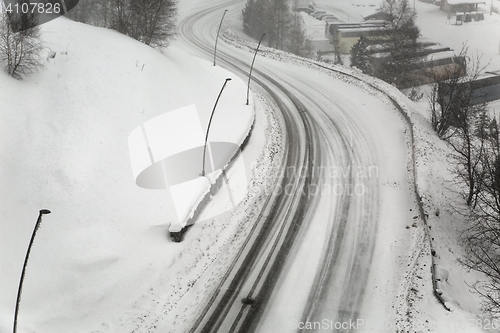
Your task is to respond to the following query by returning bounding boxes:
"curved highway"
[176,1,414,332]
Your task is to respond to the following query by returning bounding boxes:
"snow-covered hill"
[0,16,256,332]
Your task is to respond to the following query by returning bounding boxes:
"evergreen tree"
[242,0,311,57]
[242,0,256,36]
[350,36,371,73]
[377,0,421,87]
[269,0,292,49]
[253,0,270,42]
[286,12,311,57]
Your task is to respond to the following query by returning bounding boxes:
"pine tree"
[242,0,310,56]
[270,0,292,49]
[350,36,371,73]
[242,0,256,36]
[377,0,421,87]
[287,12,311,57]
[254,0,269,41]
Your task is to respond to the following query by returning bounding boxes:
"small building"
[336,27,392,54]
[325,21,386,44]
[438,73,500,107]
[368,50,466,88]
[470,74,500,104]
[440,0,486,13]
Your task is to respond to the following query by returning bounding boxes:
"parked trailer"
[401,51,466,88]
[367,50,465,88]
[468,74,500,104]
[369,44,452,70]
[439,74,500,105]
[326,22,363,42]
[325,21,386,43]
[366,41,440,54]
[337,27,393,54]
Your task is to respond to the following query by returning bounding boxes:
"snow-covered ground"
[2,0,499,331]
[294,0,500,329]
[0,14,272,332]
[220,2,499,330]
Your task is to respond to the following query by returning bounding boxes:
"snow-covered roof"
[446,0,485,4]
[426,50,457,61]
[363,12,392,21]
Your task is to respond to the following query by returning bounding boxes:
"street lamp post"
[246,33,266,105]
[201,78,232,177]
[213,10,228,66]
[13,209,51,333]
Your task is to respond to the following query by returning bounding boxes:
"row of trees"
[66,0,177,48]
[242,0,311,57]
[0,0,177,79]
[350,0,422,87]
[428,48,500,319]
[430,48,488,207]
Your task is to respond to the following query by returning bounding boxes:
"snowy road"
[177,1,417,332]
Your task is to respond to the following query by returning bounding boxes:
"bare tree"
[129,0,177,47]
[460,118,500,320]
[66,0,177,47]
[429,46,486,139]
[0,8,44,79]
[447,102,488,207]
[108,0,130,35]
[64,0,101,25]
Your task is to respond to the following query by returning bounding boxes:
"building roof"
[441,74,500,105]
[446,0,486,4]
[363,12,392,21]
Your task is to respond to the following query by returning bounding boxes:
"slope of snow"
[0,16,257,332]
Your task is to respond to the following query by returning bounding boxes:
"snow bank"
[0,16,254,332]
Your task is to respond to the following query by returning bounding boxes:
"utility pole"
[247,34,266,105]
[202,78,232,176]
[13,209,51,333]
[214,10,228,66]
